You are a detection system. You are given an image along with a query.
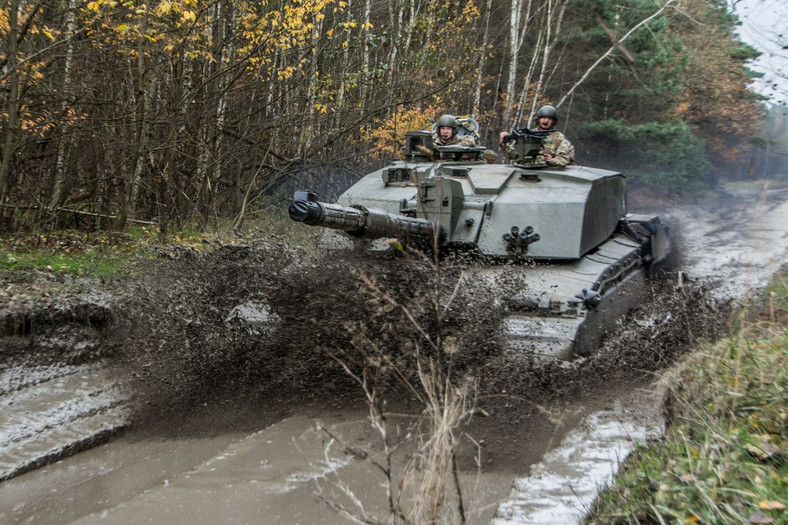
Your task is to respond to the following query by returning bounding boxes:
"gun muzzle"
[289,196,444,245]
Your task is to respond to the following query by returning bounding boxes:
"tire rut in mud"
[0,287,125,481]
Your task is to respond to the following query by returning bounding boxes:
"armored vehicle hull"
[290,130,669,360]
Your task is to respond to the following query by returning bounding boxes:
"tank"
[288,121,670,360]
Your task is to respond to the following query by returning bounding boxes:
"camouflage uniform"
[501,129,575,167]
[538,130,574,167]
[432,129,479,147]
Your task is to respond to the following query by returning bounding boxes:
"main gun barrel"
[289,196,443,244]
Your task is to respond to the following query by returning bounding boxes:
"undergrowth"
[586,268,788,525]
[0,208,319,278]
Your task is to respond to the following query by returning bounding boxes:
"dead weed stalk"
[321,248,481,524]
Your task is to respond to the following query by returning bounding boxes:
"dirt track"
[1,184,787,524]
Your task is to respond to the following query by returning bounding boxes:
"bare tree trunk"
[403,0,415,56]
[49,0,78,214]
[211,2,234,220]
[503,0,533,126]
[176,48,195,225]
[121,0,152,227]
[387,0,403,107]
[514,29,543,126]
[304,15,323,151]
[0,0,22,212]
[336,0,352,112]
[528,0,554,119]
[361,0,372,104]
[266,48,279,115]
[521,0,568,124]
[473,0,493,118]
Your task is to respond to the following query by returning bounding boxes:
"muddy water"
[1,186,787,524]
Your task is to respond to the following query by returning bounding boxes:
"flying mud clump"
[115,244,509,432]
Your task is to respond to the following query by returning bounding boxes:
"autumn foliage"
[0,0,770,233]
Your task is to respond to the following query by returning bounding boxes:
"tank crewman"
[499,105,575,167]
[433,114,479,147]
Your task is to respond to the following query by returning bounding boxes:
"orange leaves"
[18,106,87,139]
[362,105,443,159]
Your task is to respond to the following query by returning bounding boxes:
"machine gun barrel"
[289,197,443,243]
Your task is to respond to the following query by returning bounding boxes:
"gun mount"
[500,127,550,167]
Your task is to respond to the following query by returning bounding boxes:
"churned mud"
[1,185,787,524]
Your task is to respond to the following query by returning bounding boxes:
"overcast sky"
[729,0,788,106]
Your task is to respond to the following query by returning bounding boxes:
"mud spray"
[113,223,732,477]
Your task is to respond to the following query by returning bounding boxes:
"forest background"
[1,0,786,235]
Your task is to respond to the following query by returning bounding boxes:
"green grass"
[0,203,321,279]
[586,269,788,524]
[0,248,125,277]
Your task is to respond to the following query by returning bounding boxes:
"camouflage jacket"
[501,129,575,167]
[432,130,479,148]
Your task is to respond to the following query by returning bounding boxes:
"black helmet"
[535,105,558,122]
[437,114,458,131]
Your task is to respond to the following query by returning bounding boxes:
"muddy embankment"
[1,185,787,524]
[0,284,126,482]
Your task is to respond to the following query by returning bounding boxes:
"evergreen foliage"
[578,119,710,191]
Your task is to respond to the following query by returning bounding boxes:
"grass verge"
[586,268,788,524]
[0,209,320,279]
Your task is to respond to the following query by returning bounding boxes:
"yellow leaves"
[362,104,443,160]
[461,0,481,22]
[20,107,57,138]
[151,0,195,27]
[278,66,297,81]
[385,239,404,252]
[758,500,785,511]
[154,0,172,16]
